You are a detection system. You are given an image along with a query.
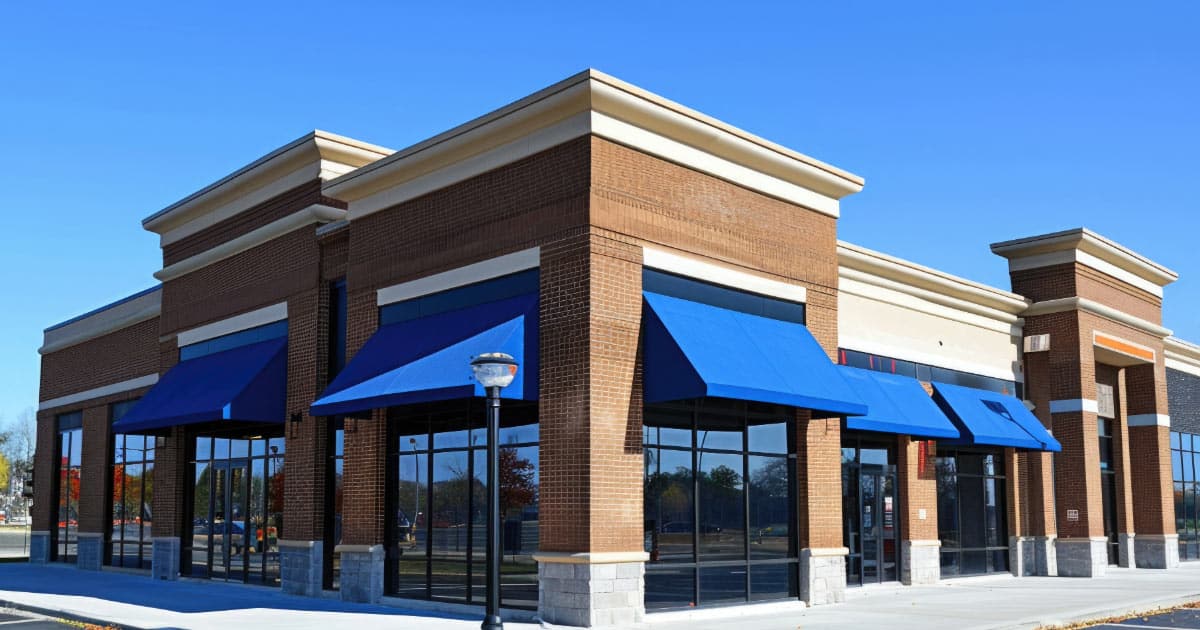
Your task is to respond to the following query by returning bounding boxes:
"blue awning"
[642,292,866,416]
[839,367,960,439]
[112,338,287,434]
[932,382,1062,451]
[310,293,537,417]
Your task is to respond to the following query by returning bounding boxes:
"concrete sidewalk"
[1,562,1200,630]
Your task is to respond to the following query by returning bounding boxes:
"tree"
[0,451,8,494]
[499,447,536,515]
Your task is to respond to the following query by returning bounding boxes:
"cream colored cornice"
[838,241,1029,319]
[325,69,864,220]
[40,287,161,355]
[143,130,391,245]
[991,228,1178,290]
[1023,296,1173,338]
[154,204,345,281]
[1166,336,1200,377]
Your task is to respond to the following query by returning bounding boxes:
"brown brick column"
[279,288,329,596]
[1106,365,1136,566]
[1126,362,1179,568]
[897,435,939,584]
[1019,350,1059,575]
[795,413,844,603]
[150,427,187,579]
[30,412,57,563]
[535,232,646,627]
[75,405,111,570]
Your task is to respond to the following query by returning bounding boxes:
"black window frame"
[109,399,154,569]
[1171,430,1200,560]
[935,447,1009,577]
[54,411,83,563]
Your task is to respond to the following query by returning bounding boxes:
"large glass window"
[326,421,345,589]
[1171,431,1200,560]
[186,435,285,585]
[838,349,1021,398]
[1098,418,1119,565]
[936,448,1008,576]
[644,400,797,610]
[388,400,539,610]
[55,412,83,563]
[110,400,153,568]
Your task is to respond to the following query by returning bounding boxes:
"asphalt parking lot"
[1091,607,1200,628]
[0,610,70,629]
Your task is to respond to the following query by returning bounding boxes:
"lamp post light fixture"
[470,352,518,630]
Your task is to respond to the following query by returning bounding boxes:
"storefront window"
[110,399,153,568]
[838,349,1020,398]
[842,434,898,586]
[644,399,797,610]
[1171,431,1200,560]
[389,400,539,610]
[937,449,1008,576]
[186,435,285,585]
[55,412,83,563]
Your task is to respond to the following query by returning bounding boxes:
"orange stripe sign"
[1094,331,1156,362]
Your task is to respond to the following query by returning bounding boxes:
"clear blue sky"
[1,2,1197,423]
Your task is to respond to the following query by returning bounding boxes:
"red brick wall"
[795,413,842,549]
[40,318,160,401]
[898,436,938,541]
[162,180,345,266]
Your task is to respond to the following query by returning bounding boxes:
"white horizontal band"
[1128,413,1170,427]
[643,247,806,303]
[376,248,540,307]
[40,289,161,355]
[1049,399,1099,414]
[177,302,288,347]
[38,373,159,411]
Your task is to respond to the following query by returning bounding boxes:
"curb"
[1003,592,1200,629]
[0,599,157,630]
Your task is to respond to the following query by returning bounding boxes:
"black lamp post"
[470,352,518,630]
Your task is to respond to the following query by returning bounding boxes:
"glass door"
[843,437,899,586]
[202,460,250,581]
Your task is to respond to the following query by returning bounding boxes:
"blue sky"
[1,2,1197,423]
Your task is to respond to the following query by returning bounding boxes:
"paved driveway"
[1093,607,1200,629]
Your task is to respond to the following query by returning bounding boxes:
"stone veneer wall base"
[1011,536,1057,576]
[1055,537,1107,578]
[152,537,180,580]
[800,548,847,605]
[76,533,104,571]
[1117,533,1136,568]
[536,554,646,628]
[901,540,940,585]
[28,531,50,565]
[1134,534,1180,569]
[279,540,324,597]
[338,544,384,603]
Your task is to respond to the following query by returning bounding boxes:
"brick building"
[33,70,1200,626]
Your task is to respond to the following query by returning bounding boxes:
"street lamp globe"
[470,352,518,390]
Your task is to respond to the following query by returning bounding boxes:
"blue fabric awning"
[310,293,537,417]
[112,338,287,434]
[932,382,1062,451]
[839,367,960,439]
[642,292,866,416]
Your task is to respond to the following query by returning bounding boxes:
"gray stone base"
[1134,534,1180,569]
[901,540,940,585]
[1011,536,1056,576]
[536,557,645,627]
[29,531,50,564]
[1055,537,1107,577]
[338,544,383,603]
[280,540,323,597]
[800,547,846,606]
[76,533,104,571]
[1118,533,1136,568]
[152,537,180,580]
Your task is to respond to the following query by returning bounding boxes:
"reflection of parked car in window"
[661,522,722,534]
[191,520,246,553]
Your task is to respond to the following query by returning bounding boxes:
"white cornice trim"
[1023,297,1172,339]
[327,70,862,220]
[38,374,158,411]
[838,241,1028,317]
[643,247,806,303]
[154,204,345,282]
[991,228,1177,288]
[1006,249,1165,298]
[176,302,288,347]
[40,289,161,355]
[144,130,391,238]
[1166,337,1200,378]
[1049,399,1099,414]
[376,248,540,307]
[1129,413,1170,427]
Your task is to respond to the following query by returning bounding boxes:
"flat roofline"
[44,285,161,333]
[325,69,865,210]
[838,240,1029,315]
[142,130,393,231]
[990,227,1178,286]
